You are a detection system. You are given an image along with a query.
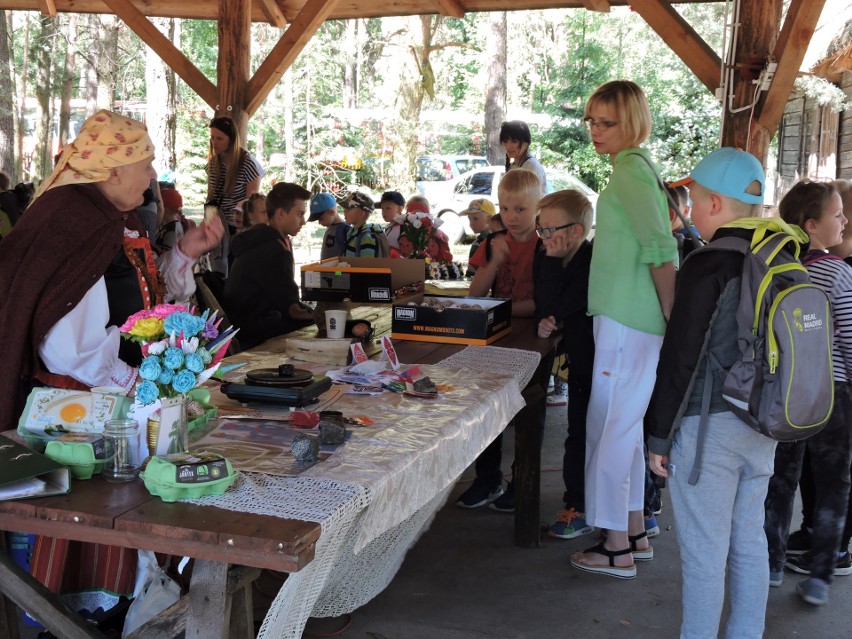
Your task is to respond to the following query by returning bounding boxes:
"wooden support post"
[514,353,552,548]
[0,548,103,639]
[184,560,230,639]
[0,534,21,639]
[720,0,783,164]
[217,0,251,139]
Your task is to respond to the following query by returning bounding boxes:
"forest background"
[0,4,843,208]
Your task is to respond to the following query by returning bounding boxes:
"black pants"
[764,382,852,581]
[562,382,590,512]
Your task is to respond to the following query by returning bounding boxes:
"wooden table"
[249,309,556,548]
[0,466,321,639]
[0,307,555,638]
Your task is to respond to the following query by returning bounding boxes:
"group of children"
[449,78,852,638]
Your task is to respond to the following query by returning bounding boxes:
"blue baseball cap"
[309,192,337,221]
[673,147,765,205]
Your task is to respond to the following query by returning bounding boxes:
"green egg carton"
[141,452,237,502]
[44,435,106,480]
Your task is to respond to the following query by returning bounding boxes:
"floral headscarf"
[33,110,154,200]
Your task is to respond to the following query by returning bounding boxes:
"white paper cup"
[325,310,348,339]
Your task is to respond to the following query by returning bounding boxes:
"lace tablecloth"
[184,347,539,638]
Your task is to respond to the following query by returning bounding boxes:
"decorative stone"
[413,377,437,394]
[318,411,346,444]
[291,433,319,461]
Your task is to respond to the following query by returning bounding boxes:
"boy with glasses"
[533,190,596,540]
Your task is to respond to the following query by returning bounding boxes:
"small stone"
[413,377,437,394]
[291,433,319,461]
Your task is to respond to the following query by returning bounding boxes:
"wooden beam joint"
[581,0,610,12]
[256,0,287,28]
[433,0,464,18]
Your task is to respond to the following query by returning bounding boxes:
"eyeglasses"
[536,222,577,239]
[583,117,619,131]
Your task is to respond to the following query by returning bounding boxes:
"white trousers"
[585,315,663,531]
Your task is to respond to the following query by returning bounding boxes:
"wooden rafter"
[36,0,56,16]
[629,0,721,93]
[256,0,287,28]
[581,0,610,12]
[755,0,827,134]
[102,0,218,109]
[433,0,465,18]
[245,0,338,116]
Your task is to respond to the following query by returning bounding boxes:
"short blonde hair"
[538,189,594,238]
[585,80,652,147]
[498,168,541,203]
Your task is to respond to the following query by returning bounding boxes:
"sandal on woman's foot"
[629,531,653,562]
[570,542,636,579]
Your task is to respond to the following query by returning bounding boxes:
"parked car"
[415,155,489,205]
[433,165,599,242]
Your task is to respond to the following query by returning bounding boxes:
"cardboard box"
[391,296,512,345]
[301,257,425,303]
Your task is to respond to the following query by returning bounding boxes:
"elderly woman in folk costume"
[0,110,223,613]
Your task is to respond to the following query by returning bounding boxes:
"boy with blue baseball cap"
[645,147,796,637]
[309,192,350,260]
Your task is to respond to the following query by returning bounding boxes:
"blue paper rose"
[163,347,185,370]
[163,312,206,337]
[136,380,159,405]
[184,352,205,373]
[157,368,174,385]
[172,369,197,394]
[139,356,162,381]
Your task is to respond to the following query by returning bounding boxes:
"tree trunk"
[0,9,16,179]
[146,17,177,174]
[58,13,78,149]
[284,67,294,181]
[33,14,55,183]
[18,14,29,179]
[388,15,438,194]
[96,15,120,111]
[84,15,99,116]
[343,20,357,109]
[484,11,507,165]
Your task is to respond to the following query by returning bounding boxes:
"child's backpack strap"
[624,151,705,248]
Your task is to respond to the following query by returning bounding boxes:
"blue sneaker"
[548,509,594,540]
[796,577,829,606]
[645,515,660,538]
[456,478,502,509]
[488,488,515,513]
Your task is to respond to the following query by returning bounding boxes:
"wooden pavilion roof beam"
[256,0,287,28]
[245,0,338,117]
[102,0,218,109]
[581,0,610,12]
[629,0,721,93]
[755,0,828,135]
[8,0,734,21]
[36,0,55,16]
[433,0,464,18]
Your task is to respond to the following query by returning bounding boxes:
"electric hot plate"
[220,364,332,407]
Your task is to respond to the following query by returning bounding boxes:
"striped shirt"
[207,152,264,226]
[804,252,852,382]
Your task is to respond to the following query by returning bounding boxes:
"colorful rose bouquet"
[391,211,463,280]
[119,304,238,405]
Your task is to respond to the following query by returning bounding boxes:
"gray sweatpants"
[669,412,777,639]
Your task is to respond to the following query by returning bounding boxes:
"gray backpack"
[688,231,834,483]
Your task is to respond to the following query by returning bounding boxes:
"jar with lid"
[102,419,141,482]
